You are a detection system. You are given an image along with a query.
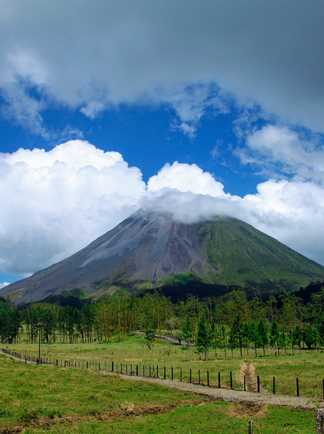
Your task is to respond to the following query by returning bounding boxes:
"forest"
[1,282,324,358]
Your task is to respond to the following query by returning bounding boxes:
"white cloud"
[243,180,324,264]
[142,189,243,225]
[1,139,324,279]
[0,2,324,134]
[146,160,324,265]
[0,282,9,290]
[0,140,145,274]
[160,84,228,137]
[80,101,106,119]
[239,125,324,183]
[1,83,48,137]
[144,178,324,266]
[147,162,227,198]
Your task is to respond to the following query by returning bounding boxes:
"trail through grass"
[9,334,324,398]
[0,354,318,433]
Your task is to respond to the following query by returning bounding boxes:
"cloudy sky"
[0,0,324,285]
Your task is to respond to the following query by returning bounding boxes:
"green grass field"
[0,355,317,433]
[9,334,324,399]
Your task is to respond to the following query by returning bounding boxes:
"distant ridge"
[2,210,324,304]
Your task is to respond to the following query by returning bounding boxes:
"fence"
[2,348,324,401]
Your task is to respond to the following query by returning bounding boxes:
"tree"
[277,330,287,353]
[0,300,20,343]
[145,328,156,350]
[257,320,269,356]
[270,321,280,353]
[303,325,320,349]
[180,315,192,346]
[196,314,211,360]
[292,325,303,349]
[229,316,244,357]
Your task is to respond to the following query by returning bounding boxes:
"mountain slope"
[2,210,324,304]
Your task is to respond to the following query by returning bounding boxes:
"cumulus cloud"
[1,139,324,279]
[0,1,324,134]
[238,125,324,183]
[147,162,227,197]
[243,180,324,264]
[0,140,145,274]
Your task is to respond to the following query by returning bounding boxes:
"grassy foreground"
[0,355,317,433]
[9,334,324,398]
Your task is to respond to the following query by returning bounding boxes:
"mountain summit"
[2,210,324,304]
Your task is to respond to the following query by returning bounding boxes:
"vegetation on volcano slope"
[202,219,324,289]
[3,213,324,305]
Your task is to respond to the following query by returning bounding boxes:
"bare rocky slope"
[2,210,324,304]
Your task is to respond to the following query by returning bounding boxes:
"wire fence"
[2,347,324,401]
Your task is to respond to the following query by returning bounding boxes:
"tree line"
[0,284,324,357]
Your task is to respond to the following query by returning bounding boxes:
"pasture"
[8,334,324,399]
[0,354,317,433]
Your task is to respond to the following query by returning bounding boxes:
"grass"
[27,402,316,433]
[9,334,324,399]
[0,355,317,433]
[0,354,202,431]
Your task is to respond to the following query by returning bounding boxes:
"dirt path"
[115,373,318,410]
[1,350,318,410]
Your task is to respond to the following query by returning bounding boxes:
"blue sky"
[0,97,264,195]
[1,1,324,287]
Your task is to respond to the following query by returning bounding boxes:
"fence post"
[171,367,174,381]
[136,365,138,376]
[112,361,114,372]
[218,371,221,388]
[257,376,260,393]
[180,367,183,382]
[189,368,192,384]
[198,369,201,385]
[230,371,233,389]
[272,376,276,394]
[244,375,246,391]
[317,405,324,433]
[207,370,210,387]
[248,419,253,434]
[296,377,300,397]
[156,365,159,378]
[164,366,166,380]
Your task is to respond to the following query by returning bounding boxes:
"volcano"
[2,210,324,304]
